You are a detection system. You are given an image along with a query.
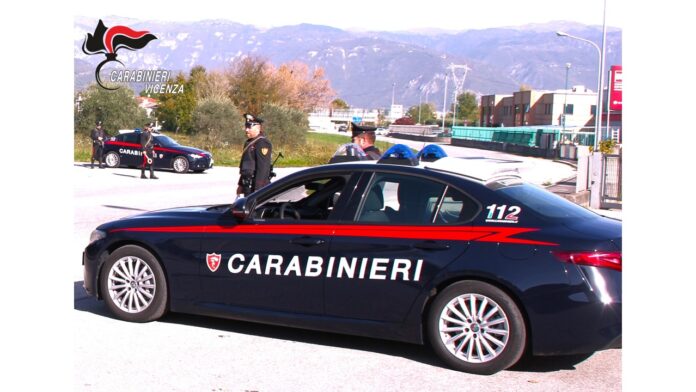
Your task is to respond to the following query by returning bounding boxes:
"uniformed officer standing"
[90,120,108,168]
[237,113,272,197]
[351,122,381,160]
[140,122,158,179]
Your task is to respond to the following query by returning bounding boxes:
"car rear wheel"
[427,280,526,375]
[173,156,189,173]
[99,245,168,322]
[104,151,120,168]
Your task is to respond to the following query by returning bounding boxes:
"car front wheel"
[104,151,120,168]
[427,280,526,375]
[173,156,189,173]
[99,245,168,322]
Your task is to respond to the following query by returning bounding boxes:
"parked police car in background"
[83,145,621,375]
[103,130,213,173]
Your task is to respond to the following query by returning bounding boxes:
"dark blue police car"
[82,145,621,375]
[103,131,213,173]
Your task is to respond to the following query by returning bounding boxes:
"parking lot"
[72,153,619,391]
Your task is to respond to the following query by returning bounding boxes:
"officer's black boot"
[150,166,158,179]
[141,168,147,179]
[90,158,94,169]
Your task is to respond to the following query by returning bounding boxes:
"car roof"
[325,157,522,185]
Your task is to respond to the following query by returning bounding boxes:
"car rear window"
[495,183,599,221]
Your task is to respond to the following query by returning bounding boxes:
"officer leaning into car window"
[237,113,272,197]
[140,122,158,180]
[351,122,381,160]
[90,120,109,169]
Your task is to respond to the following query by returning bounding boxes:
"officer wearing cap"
[237,113,273,197]
[90,120,108,168]
[351,122,381,160]
[140,122,158,179]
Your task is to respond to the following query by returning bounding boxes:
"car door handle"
[290,237,326,247]
[413,241,450,251]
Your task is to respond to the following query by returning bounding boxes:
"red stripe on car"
[110,224,557,246]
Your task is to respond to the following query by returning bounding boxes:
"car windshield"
[154,135,180,147]
[495,183,600,221]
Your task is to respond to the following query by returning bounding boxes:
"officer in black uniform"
[237,113,272,197]
[351,122,381,160]
[90,120,108,168]
[140,122,158,179]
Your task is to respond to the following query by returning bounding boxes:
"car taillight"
[552,251,622,272]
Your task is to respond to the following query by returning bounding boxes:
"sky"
[70,0,624,31]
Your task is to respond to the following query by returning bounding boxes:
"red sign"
[609,65,622,111]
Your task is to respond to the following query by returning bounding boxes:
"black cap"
[96,120,103,126]
[351,122,376,137]
[244,113,263,127]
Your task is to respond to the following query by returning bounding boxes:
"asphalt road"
[73,149,619,391]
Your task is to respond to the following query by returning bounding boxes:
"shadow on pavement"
[509,352,594,372]
[74,280,599,374]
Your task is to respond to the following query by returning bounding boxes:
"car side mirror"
[231,197,250,221]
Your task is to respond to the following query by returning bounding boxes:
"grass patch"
[74,131,397,167]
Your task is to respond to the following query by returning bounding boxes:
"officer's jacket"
[140,131,155,151]
[363,145,382,160]
[91,128,107,145]
[239,135,273,190]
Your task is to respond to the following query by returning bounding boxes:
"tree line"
[404,92,480,127]
[74,57,336,149]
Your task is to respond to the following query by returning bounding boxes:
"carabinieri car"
[82,145,621,375]
[103,130,213,173]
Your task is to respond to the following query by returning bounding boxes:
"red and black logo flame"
[82,19,157,90]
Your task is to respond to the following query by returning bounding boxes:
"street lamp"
[418,87,423,124]
[563,63,571,132]
[556,31,603,150]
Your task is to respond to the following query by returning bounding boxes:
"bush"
[74,84,149,136]
[590,139,618,154]
[259,103,308,149]
[192,98,245,150]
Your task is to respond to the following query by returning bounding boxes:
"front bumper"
[190,156,213,170]
[82,243,104,299]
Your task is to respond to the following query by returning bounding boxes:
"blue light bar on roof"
[377,144,419,166]
[417,144,448,162]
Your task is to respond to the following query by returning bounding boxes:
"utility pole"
[441,75,448,132]
[448,64,471,129]
[418,87,423,124]
[563,63,571,132]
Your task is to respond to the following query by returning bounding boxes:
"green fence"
[451,126,595,147]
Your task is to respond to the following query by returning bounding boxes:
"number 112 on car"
[485,204,521,224]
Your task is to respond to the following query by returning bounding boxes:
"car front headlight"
[89,229,106,245]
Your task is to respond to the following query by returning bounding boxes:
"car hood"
[168,145,211,156]
[97,205,230,231]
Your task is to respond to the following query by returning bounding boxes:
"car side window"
[124,133,139,144]
[433,186,480,224]
[251,175,350,221]
[356,173,446,224]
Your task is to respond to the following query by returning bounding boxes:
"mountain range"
[74,16,622,109]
